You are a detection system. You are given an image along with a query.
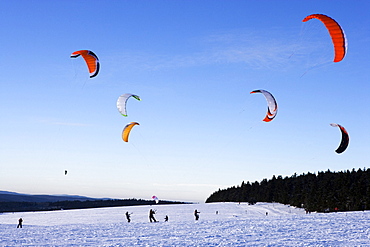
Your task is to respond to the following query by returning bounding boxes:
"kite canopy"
[70,50,100,78]
[152,196,159,204]
[122,122,140,142]
[330,123,349,154]
[117,93,141,117]
[302,14,347,63]
[250,89,278,122]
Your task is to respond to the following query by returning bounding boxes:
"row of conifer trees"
[206,168,370,212]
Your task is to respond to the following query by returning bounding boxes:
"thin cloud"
[152,183,225,189]
[51,122,91,127]
[107,28,310,72]
[39,119,91,127]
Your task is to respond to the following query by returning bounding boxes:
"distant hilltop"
[0,191,187,213]
[0,191,105,203]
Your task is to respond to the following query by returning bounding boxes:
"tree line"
[0,199,186,213]
[206,168,370,213]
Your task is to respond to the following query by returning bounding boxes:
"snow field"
[1,202,370,246]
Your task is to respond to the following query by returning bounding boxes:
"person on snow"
[17,218,23,228]
[194,209,200,220]
[149,209,157,222]
[164,215,168,222]
[125,211,131,222]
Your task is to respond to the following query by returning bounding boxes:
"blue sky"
[1,0,369,202]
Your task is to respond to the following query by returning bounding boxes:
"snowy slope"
[1,202,370,246]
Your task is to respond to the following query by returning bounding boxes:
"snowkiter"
[194,209,200,220]
[125,212,131,222]
[149,209,157,222]
[17,218,23,228]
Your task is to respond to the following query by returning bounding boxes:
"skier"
[149,209,157,222]
[125,211,131,222]
[194,209,200,220]
[17,218,23,228]
[164,215,168,222]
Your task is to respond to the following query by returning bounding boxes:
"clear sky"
[1,0,369,202]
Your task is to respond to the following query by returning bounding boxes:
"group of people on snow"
[124,209,201,223]
[17,209,202,228]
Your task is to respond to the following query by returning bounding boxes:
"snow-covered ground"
[1,202,370,246]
